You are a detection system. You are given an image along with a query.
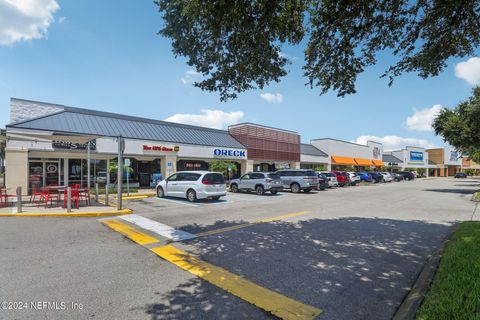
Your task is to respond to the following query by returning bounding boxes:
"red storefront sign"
[143,145,180,152]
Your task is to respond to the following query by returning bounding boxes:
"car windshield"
[325,172,335,177]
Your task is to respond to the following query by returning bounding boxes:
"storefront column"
[161,155,177,178]
[239,159,249,175]
[5,148,28,194]
[64,158,69,187]
[244,160,254,174]
[293,162,300,169]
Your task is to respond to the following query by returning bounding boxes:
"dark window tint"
[267,173,281,180]
[325,172,335,177]
[277,171,292,176]
[202,173,225,184]
[305,171,317,177]
[251,173,264,179]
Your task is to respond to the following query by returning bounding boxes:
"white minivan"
[156,171,227,202]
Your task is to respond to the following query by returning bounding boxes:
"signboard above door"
[52,140,96,151]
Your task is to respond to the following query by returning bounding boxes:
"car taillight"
[202,180,211,185]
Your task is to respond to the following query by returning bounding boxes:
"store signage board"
[143,145,179,152]
[410,151,424,161]
[213,148,246,158]
[124,159,131,166]
[52,140,96,150]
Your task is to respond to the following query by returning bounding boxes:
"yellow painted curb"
[152,245,322,320]
[0,208,132,217]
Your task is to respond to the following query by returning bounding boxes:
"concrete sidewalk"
[0,200,131,217]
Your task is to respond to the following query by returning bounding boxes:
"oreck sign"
[409,151,424,161]
[213,148,246,158]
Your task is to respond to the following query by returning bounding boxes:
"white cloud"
[355,135,436,151]
[260,92,283,104]
[180,69,201,84]
[165,109,244,129]
[0,0,60,45]
[58,16,66,23]
[406,104,442,132]
[455,57,480,85]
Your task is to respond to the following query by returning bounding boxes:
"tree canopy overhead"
[433,87,480,163]
[156,0,480,100]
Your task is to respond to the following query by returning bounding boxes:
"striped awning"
[354,158,373,166]
[331,156,356,165]
[372,160,384,166]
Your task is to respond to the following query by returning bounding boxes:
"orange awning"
[331,156,356,165]
[354,158,373,166]
[372,160,384,166]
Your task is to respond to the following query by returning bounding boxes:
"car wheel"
[270,190,278,195]
[291,183,301,193]
[230,184,238,193]
[186,189,197,202]
[255,185,265,195]
[211,196,221,201]
[156,187,164,198]
[304,189,312,193]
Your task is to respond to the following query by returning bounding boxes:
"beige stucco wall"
[5,148,29,195]
[160,155,177,178]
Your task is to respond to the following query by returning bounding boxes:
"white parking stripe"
[119,214,196,241]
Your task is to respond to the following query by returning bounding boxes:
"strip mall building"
[5,98,461,193]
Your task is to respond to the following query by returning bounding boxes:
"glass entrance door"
[28,160,61,193]
[45,161,60,186]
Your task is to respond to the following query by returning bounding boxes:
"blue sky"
[1,0,479,150]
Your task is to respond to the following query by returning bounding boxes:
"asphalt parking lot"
[1,178,479,320]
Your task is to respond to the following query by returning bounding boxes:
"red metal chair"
[79,188,91,206]
[1,188,17,207]
[63,188,79,209]
[0,188,5,208]
[38,187,60,208]
[30,184,42,204]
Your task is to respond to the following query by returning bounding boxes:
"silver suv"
[230,172,283,195]
[276,169,319,193]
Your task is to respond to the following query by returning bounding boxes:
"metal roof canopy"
[8,131,99,144]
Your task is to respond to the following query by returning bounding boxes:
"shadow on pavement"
[144,217,452,320]
[423,188,475,195]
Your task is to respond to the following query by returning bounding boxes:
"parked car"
[276,169,320,193]
[369,172,384,183]
[96,171,108,184]
[347,172,361,185]
[391,172,404,182]
[454,172,467,178]
[320,172,339,187]
[380,172,393,183]
[332,171,350,187]
[317,173,330,190]
[397,171,415,181]
[357,172,373,183]
[229,172,283,195]
[156,171,226,202]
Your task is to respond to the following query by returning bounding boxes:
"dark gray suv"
[230,172,283,195]
[275,169,320,193]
